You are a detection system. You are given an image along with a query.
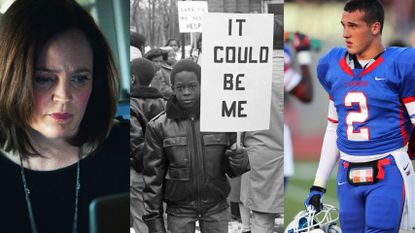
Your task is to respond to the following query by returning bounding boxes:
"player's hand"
[292,32,311,52]
[304,185,326,212]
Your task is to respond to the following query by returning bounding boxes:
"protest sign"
[177,1,208,33]
[200,13,273,132]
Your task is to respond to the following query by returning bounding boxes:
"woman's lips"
[49,112,73,121]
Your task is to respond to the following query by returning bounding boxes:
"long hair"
[0,0,120,158]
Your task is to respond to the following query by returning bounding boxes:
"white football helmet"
[284,204,341,233]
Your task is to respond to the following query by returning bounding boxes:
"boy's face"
[173,71,200,111]
[151,55,164,71]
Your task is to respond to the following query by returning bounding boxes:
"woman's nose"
[53,79,72,103]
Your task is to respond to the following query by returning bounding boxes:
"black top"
[0,120,129,233]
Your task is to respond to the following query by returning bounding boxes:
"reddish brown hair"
[0,0,120,157]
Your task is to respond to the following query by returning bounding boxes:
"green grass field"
[284,161,339,228]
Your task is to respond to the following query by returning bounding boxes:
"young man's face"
[173,71,200,111]
[341,10,379,59]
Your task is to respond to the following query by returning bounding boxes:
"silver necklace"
[19,155,81,233]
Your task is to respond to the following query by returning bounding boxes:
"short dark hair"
[170,59,201,85]
[131,31,146,52]
[0,0,120,157]
[144,48,168,61]
[131,58,155,86]
[165,38,180,48]
[344,0,384,34]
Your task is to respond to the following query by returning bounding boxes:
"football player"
[304,0,415,232]
[283,32,314,188]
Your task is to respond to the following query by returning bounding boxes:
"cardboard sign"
[200,13,274,132]
[177,1,208,33]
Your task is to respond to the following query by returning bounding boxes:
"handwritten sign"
[200,13,274,132]
[177,1,208,33]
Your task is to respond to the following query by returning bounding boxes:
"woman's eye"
[72,75,90,86]
[34,76,55,87]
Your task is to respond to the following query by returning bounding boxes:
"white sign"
[177,1,208,33]
[200,13,274,132]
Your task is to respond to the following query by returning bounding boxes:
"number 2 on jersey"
[345,92,369,141]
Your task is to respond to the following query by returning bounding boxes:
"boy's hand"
[225,143,250,170]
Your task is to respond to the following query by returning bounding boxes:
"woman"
[0,0,129,232]
[165,38,181,61]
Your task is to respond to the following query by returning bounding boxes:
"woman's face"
[30,29,93,140]
[168,40,179,52]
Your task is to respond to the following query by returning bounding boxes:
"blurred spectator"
[130,58,166,233]
[165,38,182,60]
[131,31,146,60]
[144,48,174,98]
[191,35,202,65]
[161,46,178,66]
[283,31,315,191]
[388,38,407,47]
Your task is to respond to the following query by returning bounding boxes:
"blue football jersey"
[317,47,415,155]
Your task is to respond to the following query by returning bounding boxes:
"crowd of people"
[130,14,284,233]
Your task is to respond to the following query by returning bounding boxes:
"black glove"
[304,185,326,213]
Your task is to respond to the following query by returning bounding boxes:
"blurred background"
[284,0,415,226]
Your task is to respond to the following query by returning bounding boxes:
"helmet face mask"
[285,204,341,233]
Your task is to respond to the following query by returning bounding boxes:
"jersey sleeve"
[398,48,415,125]
[316,51,332,94]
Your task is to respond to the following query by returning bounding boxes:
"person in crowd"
[283,31,314,189]
[142,59,250,233]
[130,57,167,233]
[238,15,285,233]
[305,0,415,232]
[191,35,202,65]
[144,48,173,98]
[131,31,146,60]
[0,0,129,232]
[166,38,182,61]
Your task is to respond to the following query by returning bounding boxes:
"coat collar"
[166,95,200,120]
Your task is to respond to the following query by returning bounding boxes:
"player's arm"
[305,99,340,212]
[403,97,415,172]
[398,49,415,165]
[314,100,340,188]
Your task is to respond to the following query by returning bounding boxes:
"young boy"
[130,58,166,121]
[142,59,250,233]
[130,57,166,233]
